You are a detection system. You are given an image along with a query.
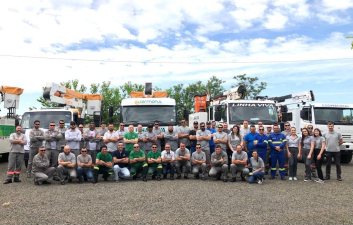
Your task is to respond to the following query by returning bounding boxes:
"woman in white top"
[228,125,243,155]
[286,127,301,181]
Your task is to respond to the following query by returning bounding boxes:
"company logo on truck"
[134,100,163,105]
[234,103,275,107]
[321,104,350,108]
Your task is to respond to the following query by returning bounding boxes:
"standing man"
[268,125,287,180]
[44,121,62,168]
[65,121,82,158]
[3,125,27,184]
[196,122,211,166]
[240,120,250,137]
[116,122,126,148]
[98,121,108,146]
[264,125,273,174]
[27,120,44,178]
[164,126,178,151]
[189,121,199,154]
[174,143,191,179]
[230,145,249,182]
[32,146,56,185]
[161,144,175,180]
[206,121,216,155]
[178,118,190,150]
[84,122,102,164]
[209,145,228,182]
[124,124,138,152]
[191,144,207,180]
[76,148,93,183]
[214,124,228,152]
[103,124,119,155]
[153,121,164,151]
[324,122,343,181]
[211,121,217,129]
[57,145,76,185]
[93,146,114,183]
[143,124,157,157]
[78,124,85,150]
[147,144,162,181]
[254,126,268,162]
[55,119,67,150]
[137,124,145,150]
[307,124,317,178]
[244,125,258,160]
[223,123,231,134]
[113,142,130,182]
[129,144,148,182]
[282,122,291,176]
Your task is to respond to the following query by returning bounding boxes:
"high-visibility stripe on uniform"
[142,163,148,167]
[157,164,162,169]
[272,141,283,144]
[14,171,21,174]
[7,171,14,175]
[264,140,268,143]
[279,168,285,171]
[94,166,99,170]
[271,168,277,170]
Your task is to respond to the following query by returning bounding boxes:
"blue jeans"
[113,165,130,181]
[248,171,265,183]
[77,167,93,180]
[162,163,175,177]
[210,145,215,155]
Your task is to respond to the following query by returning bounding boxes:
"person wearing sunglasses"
[55,119,67,151]
[113,142,130,182]
[3,125,27,184]
[129,144,148,182]
[268,124,287,180]
[254,126,268,166]
[191,144,207,180]
[143,124,157,158]
[209,145,228,182]
[196,122,211,166]
[27,120,45,178]
[57,145,77,185]
[117,123,127,148]
[77,148,93,184]
[44,121,62,181]
[153,121,164,151]
[164,126,178,152]
[178,118,190,150]
[161,144,175,180]
[65,121,82,158]
[32,146,56,185]
[147,144,162,181]
[282,122,291,177]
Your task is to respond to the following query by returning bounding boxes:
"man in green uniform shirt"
[93,146,114,183]
[147,144,162,181]
[124,124,138,152]
[129,144,148,182]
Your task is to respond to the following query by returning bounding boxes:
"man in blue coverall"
[254,125,268,163]
[268,124,287,180]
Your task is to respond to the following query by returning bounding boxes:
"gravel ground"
[0,160,353,225]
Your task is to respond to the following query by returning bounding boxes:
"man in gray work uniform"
[32,146,56,185]
[209,145,228,182]
[164,126,179,151]
[27,120,44,178]
[324,122,343,181]
[178,118,190,149]
[191,144,207,180]
[55,119,67,150]
[65,121,82,158]
[196,122,211,165]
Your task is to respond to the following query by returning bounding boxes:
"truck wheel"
[340,152,352,164]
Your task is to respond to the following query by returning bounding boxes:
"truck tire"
[340,152,352,164]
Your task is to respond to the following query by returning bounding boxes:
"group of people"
[3,118,343,185]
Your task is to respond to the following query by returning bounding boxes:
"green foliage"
[232,74,267,99]
[346,36,353,50]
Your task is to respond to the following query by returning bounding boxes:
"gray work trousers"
[230,164,249,178]
[57,165,77,180]
[45,149,61,167]
[209,164,228,179]
[71,149,80,159]
[192,163,206,177]
[202,149,211,164]
[302,148,313,180]
[88,150,100,164]
[34,167,56,182]
[7,153,24,179]
[175,160,191,176]
[27,147,39,173]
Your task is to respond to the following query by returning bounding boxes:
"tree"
[347,36,353,50]
[232,74,267,99]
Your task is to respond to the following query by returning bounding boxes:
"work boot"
[143,177,147,182]
[42,180,51,185]
[170,176,174,180]
[3,179,12,184]
[324,175,330,180]
[312,171,317,178]
[157,177,161,181]
[34,180,40,185]
[53,177,60,181]
[78,178,83,184]
[184,175,189,179]
[163,174,167,179]
[231,177,236,182]
[176,175,181,179]
[151,175,156,180]
[14,177,21,182]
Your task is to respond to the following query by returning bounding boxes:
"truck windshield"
[228,103,278,124]
[121,106,177,125]
[21,111,72,129]
[314,108,353,125]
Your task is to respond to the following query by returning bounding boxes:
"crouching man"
[32,146,56,185]
[93,146,114,183]
[191,144,207,180]
[209,145,228,182]
[57,145,77,185]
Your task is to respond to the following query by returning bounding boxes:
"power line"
[0,54,352,64]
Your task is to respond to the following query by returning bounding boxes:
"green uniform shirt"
[129,150,145,167]
[124,132,139,152]
[96,152,113,163]
[147,151,161,167]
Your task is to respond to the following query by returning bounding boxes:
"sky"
[0,0,353,117]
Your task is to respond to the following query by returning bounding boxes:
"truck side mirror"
[183,109,189,121]
[300,110,308,120]
[93,112,101,128]
[77,118,85,126]
[282,112,288,122]
[215,111,221,121]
